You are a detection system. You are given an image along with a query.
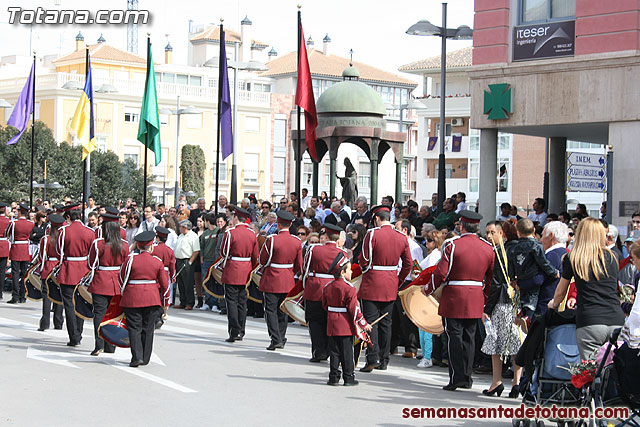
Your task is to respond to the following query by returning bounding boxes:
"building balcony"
[419,95,471,118]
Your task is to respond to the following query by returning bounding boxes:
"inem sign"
[513,20,575,61]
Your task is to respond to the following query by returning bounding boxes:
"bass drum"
[398,285,443,335]
[73,274,94,320]
[45,266,63,305]
[98,295,130,348]
[25,261,43,301]
[203,257,225,299]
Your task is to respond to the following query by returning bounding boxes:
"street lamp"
[386,99,428,202]
[159,99,201,208]
[204,45,267,205]
[406,3,472,213]
[32,180,63,201]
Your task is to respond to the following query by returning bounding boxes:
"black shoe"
[90,348,103,356]
[359,362,380,373]
[66,341,80,347]
[129,360,143,368]
[327,380,340,386]
[54,326,63,330]
[374,363,388,371]
[225,336,241,343]
[195,297,203,309]
[344,380,359,387]
[37,327,46,331]
[154,320,164,330]
[6,299,18,304]
[443,383,458,391]
[266,342,283,351]
[482,383,504,397]
[219,308,227,315]
[309,357,323,363]
[508,385,520,398]
[19,298,26,303]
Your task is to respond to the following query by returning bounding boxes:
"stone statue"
[337,158,358,208]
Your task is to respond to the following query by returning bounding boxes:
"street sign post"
[567,151,606,192]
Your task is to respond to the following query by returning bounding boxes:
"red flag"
[295,21,318,161]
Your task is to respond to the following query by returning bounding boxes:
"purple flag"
[427,136,437,151]
[452,135,462,152]
[6,61,35,145]
[219,29,233,160]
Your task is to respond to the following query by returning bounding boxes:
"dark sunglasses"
[298,232,307,236]
[426,237,434,243]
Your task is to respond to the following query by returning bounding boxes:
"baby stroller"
[580,328,640,427]
[513,323,582,427]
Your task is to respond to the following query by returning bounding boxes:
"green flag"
[137,38,161,166]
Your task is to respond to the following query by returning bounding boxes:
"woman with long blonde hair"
[548,217,625,359]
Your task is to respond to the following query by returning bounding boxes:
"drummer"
[259,211,303,351]
[37,214,65,331]
[302,223,347,362]
[219,208,258,342]
[119,231,168,367]
[151,226,175,328]
[7,203,34,304]
[422,210,494,391]
[88,214,130,356]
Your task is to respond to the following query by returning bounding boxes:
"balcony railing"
[0,72,271,107]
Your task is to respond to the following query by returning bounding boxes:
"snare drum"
[398,285,443,335]
[280,294,306,325]
[73,274,94,320]
[45,266,63,305]
[25,261,43,301]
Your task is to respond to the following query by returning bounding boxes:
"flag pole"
[29,54,35,210]
[142,36,150,210]
[295,6,302,200]
[214,20,224,216]
[82,48,88,222]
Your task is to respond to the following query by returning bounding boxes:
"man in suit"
[350,198,371,225]
[325,201,350,226]
[188,198,207,229]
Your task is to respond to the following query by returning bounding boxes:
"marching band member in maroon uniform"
[357,205,411,372]
[119,231,169,367]
[7,204,35,304]
[151,226,176,329]
[302,223,347,362]
[219,208,258,342]
[423,210,494,391]
[259,211,303,351]
[94,207,127,240]
[56,204,95,346]
[322,252,371,386]
[37,214,64,331]
[88,216,130,356]
[0,202,12,300]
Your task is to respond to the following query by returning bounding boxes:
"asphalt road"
[0,299,524,426]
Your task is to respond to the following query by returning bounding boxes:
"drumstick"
[369,312,389,327]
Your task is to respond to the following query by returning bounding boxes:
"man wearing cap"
[219,207,258,342]
[151,226,176,328]
[56,205,96,346]
[88,219,130,355]
[357,205,412,372]
[0,202,11,300]
[423,210,494,391]
[259,210,303,350]
[174,220,200,310]
[302,223,347,362]
[6,204,34,304]
[119,231,169,367]
[38,214,65,330]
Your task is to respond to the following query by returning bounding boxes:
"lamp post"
[407,3,472,212]
[386,99,427,203]
[32,180,63,201]
[205,47,267,205]
[160,99,201,208]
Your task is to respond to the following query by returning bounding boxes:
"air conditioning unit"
[451,118,464,127]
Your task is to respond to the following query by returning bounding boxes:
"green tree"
[180,144,205,204]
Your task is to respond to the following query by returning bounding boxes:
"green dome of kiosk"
[316,66,387,116]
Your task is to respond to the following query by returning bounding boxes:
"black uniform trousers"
[263,292,287,345]
[60,284,84,344]
[40,291,64,330]
[0,257,7,298]
[92,294,115,353]
[328,335,356,383]
[224,284,247,338]
[391,292,419,354]
[362,299,394,366]
[10,260,28,301]
[305,300,328,358]
[123,306,159,364]
[176,258,195,307]
[443,317,476,386]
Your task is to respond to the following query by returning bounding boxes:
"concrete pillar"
[329,154,337,199]
[312,160,319,197]
[370,141,379,206]
[479,129,498,224]
[548,137,567,214]
[395,155,404,203]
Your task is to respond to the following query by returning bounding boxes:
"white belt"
[48,257,59,262]
[372,265,398,271]
[446,280,483,287]
[328,307,347,313]
[164,267,169,271]
[98,266,120,271]
[270,263,293,269]
[309,273,334,279]
[66,256,88,261]
[230,257,251,262]
[128,280,157,285]
[0,238,7,241]
[13,241,29,245]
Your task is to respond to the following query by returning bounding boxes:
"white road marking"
[27,346,80,368]
[100,358,197,393]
